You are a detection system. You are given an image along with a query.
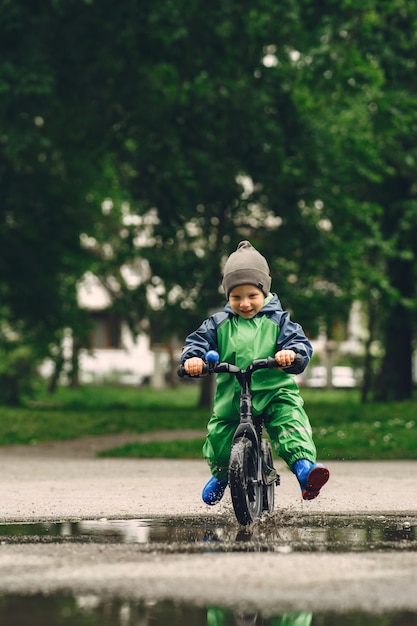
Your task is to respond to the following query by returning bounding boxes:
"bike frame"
[225,362,270,486]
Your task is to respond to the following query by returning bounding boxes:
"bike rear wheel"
[228,437,262,525]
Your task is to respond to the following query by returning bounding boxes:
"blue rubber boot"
[202,476,228,505]
[293,459,330,500]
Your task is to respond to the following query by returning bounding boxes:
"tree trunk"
[198,374,216,409]
[373,303,413,401]
[151,345,167,390]
[167,338,180,388]
[48,348,65,394]
[361,298,377,404]
[69,337,81,389]
[372,226,415,401]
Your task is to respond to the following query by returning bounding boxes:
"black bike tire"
[229,437,262,525]
[261,439,275,513]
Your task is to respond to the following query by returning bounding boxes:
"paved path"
[0,436,416,519]
[0,442,416,615]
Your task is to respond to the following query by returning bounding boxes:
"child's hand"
[184,357,206,376]
[275,349,296,367]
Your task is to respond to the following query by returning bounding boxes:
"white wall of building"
[78,329,156,385]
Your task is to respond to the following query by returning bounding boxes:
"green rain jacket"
[180,293,313,419]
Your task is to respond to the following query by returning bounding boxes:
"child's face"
[229,284,265,318]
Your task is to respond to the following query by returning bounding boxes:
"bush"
[0,342,38,405]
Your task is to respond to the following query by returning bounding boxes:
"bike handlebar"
[177,353,304,378]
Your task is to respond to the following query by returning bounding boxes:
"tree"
[0,1,113,400]
[281,0,417,400]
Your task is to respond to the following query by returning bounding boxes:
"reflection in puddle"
[0,514,415,552]
[0,594,416,626]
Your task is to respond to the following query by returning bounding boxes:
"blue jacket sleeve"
[275,311,313,374]
[180,316,219,364]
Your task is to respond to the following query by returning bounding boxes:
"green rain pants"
[202,387,317,482]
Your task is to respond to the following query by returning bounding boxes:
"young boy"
[180,240,329,504]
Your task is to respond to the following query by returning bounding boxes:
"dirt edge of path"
[0,429,208,459]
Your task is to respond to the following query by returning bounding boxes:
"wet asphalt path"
[0,450,416,615]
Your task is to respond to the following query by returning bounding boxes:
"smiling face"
[228,284,265,318]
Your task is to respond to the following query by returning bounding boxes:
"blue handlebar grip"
[206,350,220,364]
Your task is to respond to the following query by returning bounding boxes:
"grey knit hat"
[222,240,271,297]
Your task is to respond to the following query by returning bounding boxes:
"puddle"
[0,594,416,625]
[0,514,415,552]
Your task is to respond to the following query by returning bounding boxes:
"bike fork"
[262,457,278,485]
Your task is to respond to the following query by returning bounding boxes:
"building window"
[90,312,121,349]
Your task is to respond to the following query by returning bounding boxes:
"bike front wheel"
[228,437,262,525]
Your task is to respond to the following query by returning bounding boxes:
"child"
[180,240,329,504]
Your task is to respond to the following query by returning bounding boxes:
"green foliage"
[0,338,38,405]
[0,0,115,387]
[290,0,417,399]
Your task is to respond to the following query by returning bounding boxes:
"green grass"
[100,439,205,459]
[0,384,205,446]
[1,383,416,461]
